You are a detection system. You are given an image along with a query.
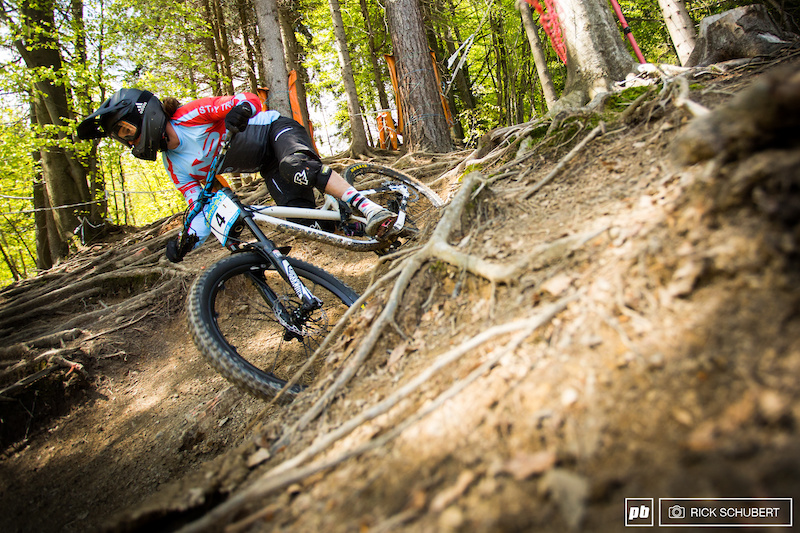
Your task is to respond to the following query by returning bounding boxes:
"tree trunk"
[444,0,476,110]
[0,240,21,282]
[658,0,696,66]
[2,211,36,271]
[432,19,468,140]
[277,1,312,129]
[555,0,637,111]
[179,28,201,98]
[33,176,67,269]
[118,156,131,226]
[686,4,790,67]
[32,179,54,271]
[359,0,391,111]
[237,0,260,92]
[490,11,512,126]
[253,0,291,114]
[385,0,453,153]
[421,4,464,141]
[212,0,235,94]
[200,0,223,94]
[71,0,106,225]
[250,1,269,87]
[15,0,93,263]
[29,119,52,271]
[328,0,371,156]
[520,3,558,110]
[444,80,464,142]
[32,95,88,241]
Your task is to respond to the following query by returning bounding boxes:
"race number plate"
[207,191,241,246]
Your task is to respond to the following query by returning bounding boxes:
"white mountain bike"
[181,133,443,400]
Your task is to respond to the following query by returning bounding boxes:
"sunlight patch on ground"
[125,382,173,414]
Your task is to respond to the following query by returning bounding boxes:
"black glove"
[165,233,199,263]
[225,102,254,133]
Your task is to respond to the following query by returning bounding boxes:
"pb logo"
[625,498,654,527]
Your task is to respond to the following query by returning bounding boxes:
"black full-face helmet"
[77,88,168,161]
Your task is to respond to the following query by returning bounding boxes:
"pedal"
[340,221,366,237]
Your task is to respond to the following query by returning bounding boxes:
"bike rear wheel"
[342,163,443,240]
[187,252,359,400]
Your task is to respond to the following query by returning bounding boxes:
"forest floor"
[2,52,800,533]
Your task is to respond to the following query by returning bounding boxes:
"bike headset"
[77,88,168,161]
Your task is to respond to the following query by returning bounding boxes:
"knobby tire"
[343,163,443,240]
[187,252,359,400]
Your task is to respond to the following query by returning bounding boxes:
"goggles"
[110,120,139,144]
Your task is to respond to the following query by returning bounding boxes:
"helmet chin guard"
[130,95,167,160]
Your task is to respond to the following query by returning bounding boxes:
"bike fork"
[239,211,323,333]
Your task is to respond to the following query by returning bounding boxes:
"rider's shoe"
[365,208,398,239]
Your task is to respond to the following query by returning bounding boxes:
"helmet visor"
[110,120,140,144]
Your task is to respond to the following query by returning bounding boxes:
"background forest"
[0,0,794,285]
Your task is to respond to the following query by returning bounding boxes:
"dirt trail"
[2,56,800,532]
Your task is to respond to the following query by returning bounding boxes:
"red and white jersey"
[163,93,280,205]
[162,93,280,240]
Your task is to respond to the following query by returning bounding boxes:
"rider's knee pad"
[279,152,332,191]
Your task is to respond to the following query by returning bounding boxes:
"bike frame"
[188,132,323,319]
[184,131,418,318]
[245,184,409,253]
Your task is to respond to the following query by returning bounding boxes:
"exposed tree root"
[266,143,612,442]
[263,266,404,409]
[81,312,151,342]
[672,76,711,117]
[53,277,186,332]
[524,122,606,199]
[268,171,522,445]
[393,150,472,181]
[0,224,193,399]
[176,294,576,533]
[0,328,84,361]
[433,120,551,191]
[0,266,190,331]
[170,167,605,530]
[0,350,87,394]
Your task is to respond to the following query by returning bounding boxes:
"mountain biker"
[77,88,398,262]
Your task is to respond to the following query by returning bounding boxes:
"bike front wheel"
[342,163,443,240]
[187,252,359,400]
